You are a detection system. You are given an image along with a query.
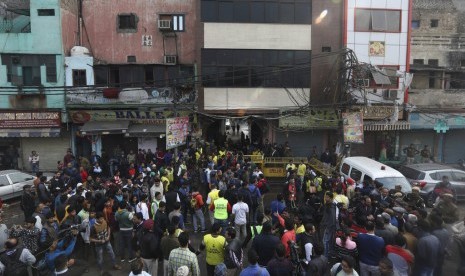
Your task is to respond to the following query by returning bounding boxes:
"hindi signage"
[166,117,189,150]
[0,111,61,128]
[343,112,364,144]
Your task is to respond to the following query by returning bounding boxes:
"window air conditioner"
[158,19,172,30]
[164,55,177,65]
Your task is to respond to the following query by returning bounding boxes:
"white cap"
[76,183,83,188]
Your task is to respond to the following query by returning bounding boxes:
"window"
[201,0,312,24]
[461,60,465,67]
[118,14,137,32]
[322,46,331,52]
[72,70,87,86]
[127,56,136,63]
[411,20,420,29]
[355,9,401,32]
[350,168,362,181]
[341,163,350,175]
[430,19,439,28]
[413,59,424,65]
[1,54,56,85]
[172,15,185,31]
[38,9,55,16]
[428,59,439,67]
[8,172,33,184]
[201,49,311,88]
[429,72,436,88]
[0,176,9,186]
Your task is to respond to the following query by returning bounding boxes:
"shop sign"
[410,113,465,130]
[279,109,339,129]
[343,112,364,144]
[363,106,403,120]
[166,116,189,150]
[69,110,190,124]
[0,111,61,128]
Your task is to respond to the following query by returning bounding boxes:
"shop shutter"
[20,134,70,172]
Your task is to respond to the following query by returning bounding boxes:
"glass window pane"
[279,3,294,24]
[202,1,218,22]
[249,51,263,66]
[294,67,310,88]
[217,50,234,65]
[234,50,250,66]
[218,66,234,86]
[387,10,401,32]
[251,2,265,23]
[355,9,370,31]
[0,176,9,186]
[94,67,108,86]
[202,49,217,65]
[263,67,281,87]
[234,2,249,22]
[278,51,294,66]
[202,66,217,87]
[371,10,387,31]
[294,50,311,65]
[264,50,279,66]
[295,3,311,24]
[281,67,295,87]
[265,2,279,23]
[234,67,250,87]
[251,66,264,86]
[9,172,33,184]
[219,1,234,22]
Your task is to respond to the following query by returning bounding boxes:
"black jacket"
[154,210,168,234]
[139,230,160,259]
[224,238,243,269]
[251,233,280,266]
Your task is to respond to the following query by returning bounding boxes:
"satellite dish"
[151,90,160,97]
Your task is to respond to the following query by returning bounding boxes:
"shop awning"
[128,124,165,136]
[80,121,129,134]
[364,121,410,131]
[0,128,61,138]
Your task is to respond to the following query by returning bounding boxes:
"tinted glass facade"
[202,49,311,88]
[201,0,312,24]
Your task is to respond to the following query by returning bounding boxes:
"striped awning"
[364,121,410,131]
[0,128,61,138]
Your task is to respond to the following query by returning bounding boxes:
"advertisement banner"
[0,111,61,128]
[343,112,364,144]
[279,109,339,129]
[166,117,189,150]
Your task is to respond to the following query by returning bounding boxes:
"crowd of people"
[0,140,463,276]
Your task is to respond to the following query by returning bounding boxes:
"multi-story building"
[0,0,78,171]
[407,0,465,163]
[65,0,199,158]
[344,0,412,160]
[199,0,344,156]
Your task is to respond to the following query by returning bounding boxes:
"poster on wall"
[369,41,385,57]
[166,116,189,150]
[343,112,364,144]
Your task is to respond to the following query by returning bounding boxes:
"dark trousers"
[207,263,216,276]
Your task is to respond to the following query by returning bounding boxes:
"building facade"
[65,0,199,159]
[407,0,465,163]
[0,0,77,171]
[199,0,345,156]
[344,0,412,161]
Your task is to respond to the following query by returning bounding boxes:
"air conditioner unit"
[164,55,177,65]
[383,90,398,100]
[158,19,172,30]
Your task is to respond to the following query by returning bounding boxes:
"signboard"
[166,116,189,150]
[343,112,364,144]
[279,109,339,129]
[369,41,385,57]
[69,110,190,124]
[0,111,61,128]
[363,106,404,120]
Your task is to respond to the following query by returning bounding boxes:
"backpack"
[0,248,28,276]
[190,195,198,209]
[251,187,260,208]
[258,179,270,194]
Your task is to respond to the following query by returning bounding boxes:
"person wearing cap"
[375,216,395,246]
[138,219,161,275]
[433,193,459,224]
[405,187,425,210]
[381,212,398,236]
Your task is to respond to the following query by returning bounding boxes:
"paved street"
[2,187,464,276]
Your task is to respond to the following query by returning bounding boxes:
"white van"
[340,156,412,193]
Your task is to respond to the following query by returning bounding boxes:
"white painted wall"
[346,0,410,105]
[204,87,310,110]
[204,23,312,50]
[64,55,94,86]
